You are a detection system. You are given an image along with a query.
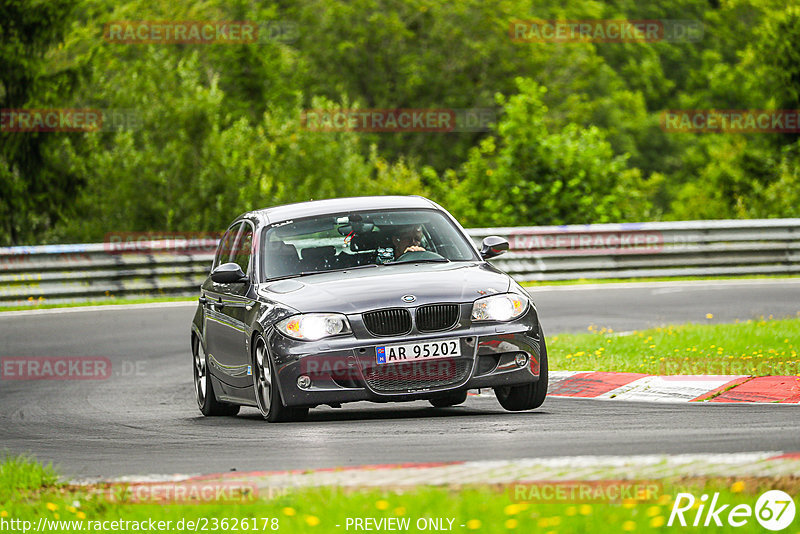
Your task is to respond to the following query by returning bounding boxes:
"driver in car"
[391,224,426,255]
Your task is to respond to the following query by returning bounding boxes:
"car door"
[217,221,256,388]
[203,222,248,386]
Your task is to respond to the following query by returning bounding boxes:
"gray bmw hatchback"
[191,196,547,422]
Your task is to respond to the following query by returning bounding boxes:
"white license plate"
[376,339,461,364]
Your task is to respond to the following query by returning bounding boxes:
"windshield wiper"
[385,258,450,265]
[265,263,378,282]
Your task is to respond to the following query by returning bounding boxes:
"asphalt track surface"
[1,279,798,478]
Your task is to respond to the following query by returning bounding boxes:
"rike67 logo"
[669,490,796,531]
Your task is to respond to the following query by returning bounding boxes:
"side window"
[214,223,242,269]
[230,224,254,275]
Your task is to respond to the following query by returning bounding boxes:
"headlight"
[276,313,352,341]
[471,293,528,322]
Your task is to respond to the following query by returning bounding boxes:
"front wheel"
[253,336,308,423]
[495,329,548,411]
[193,336,240,416]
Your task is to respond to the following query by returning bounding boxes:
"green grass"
[549,317,800,376]
[521,273,800,287]
[1,456,797,533]
[0,454,59,502]
[0,296,194,313]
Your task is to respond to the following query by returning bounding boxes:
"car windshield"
[260,209,478,280]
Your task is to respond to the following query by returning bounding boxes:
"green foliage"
[444,79,650,226]
[1,0,799,244]
[0,0,85,245]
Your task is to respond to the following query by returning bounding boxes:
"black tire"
[429,390,468,407]
[193,336,240,416]
[495,327,548,411]
[253,336,308,423]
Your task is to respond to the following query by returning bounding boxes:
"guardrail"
[469,218,800,282]
[1,219,798,306]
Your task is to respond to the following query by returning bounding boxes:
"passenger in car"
[391,225,426,255]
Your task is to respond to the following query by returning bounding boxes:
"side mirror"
[211,262,248,284]
[480,236,509,260]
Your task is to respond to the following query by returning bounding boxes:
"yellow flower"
[650,516,665,527]
[282,507,296,516]
[375,500,389,510]
[565,506,577,516]
[647,506,661,517]
[76,512,86,520]
[622,520,636,531]
[622,499,637,509]
[394,507,406,516]
[706,313,713,319]
[657,494,672,506]
[0,511,7,518]
[46,503,58,512]
[579,504,592,515]
[731,481,745,493]
[67,506,77,514]
[504,518,518,529]
[504,504,525,515]
[305,515,320,527]
[466,519,482,530]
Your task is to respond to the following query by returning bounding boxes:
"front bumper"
[266,307,542,407]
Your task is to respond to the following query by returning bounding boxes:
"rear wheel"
[253,336,308,423]
[495,329,548,411]
[429,390,468,407]
[193,336,240,416]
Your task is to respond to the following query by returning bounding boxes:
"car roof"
[241,196,440,225]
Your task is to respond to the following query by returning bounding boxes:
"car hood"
[257,262,512,314]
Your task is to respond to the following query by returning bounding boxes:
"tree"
[443,78,650,227]
[0,0,83,245]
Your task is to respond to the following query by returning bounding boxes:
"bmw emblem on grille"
[401,294,416,303]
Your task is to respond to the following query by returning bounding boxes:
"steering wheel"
[394,249,446,262]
